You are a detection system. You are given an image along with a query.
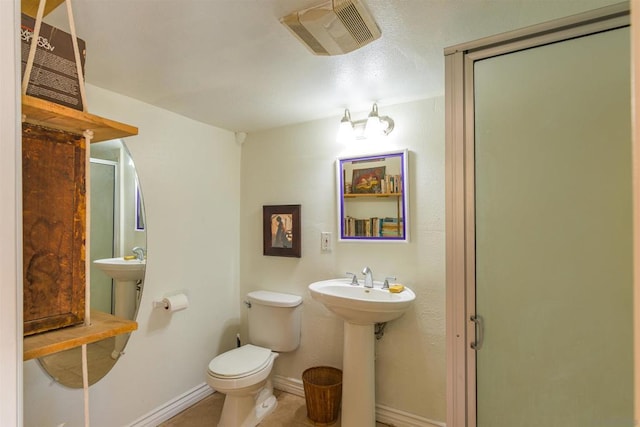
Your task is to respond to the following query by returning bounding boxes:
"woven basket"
[302,366,343,425]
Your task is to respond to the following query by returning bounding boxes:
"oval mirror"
[38,139,146,387]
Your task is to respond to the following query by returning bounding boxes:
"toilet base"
[217,380,278,427]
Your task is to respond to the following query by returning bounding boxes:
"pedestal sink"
[93,257,146,282]
[309,278,415,425]
[94,257,146,358]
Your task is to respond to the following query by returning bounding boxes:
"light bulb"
[364,103,382,138]
[337,109,354,143]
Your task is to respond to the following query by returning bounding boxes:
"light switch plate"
[321,232,332,252]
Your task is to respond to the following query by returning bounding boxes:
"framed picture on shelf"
[351,166,386,194]
[263,204,301,258]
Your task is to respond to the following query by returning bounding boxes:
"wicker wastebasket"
[302,366,343,425]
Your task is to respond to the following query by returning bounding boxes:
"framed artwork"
[351,166,386,194]
[263,204,301,258]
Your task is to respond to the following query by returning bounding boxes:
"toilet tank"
[247,290,302,352]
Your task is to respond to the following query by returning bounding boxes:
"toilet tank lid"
[247,290,302,307]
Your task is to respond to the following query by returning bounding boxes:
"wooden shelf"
[22,95,138,143]
[21,0,65,18]
[344,192,402,198]
[24,310,138,361]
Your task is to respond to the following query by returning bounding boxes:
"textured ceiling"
[45,0,621,133]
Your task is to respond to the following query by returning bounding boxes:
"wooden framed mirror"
[336,149,409,242]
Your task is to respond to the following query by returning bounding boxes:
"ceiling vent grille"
[333,1,375,45]
[280,0,381,56]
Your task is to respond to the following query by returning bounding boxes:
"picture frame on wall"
[351,166,386,194]
[263,204,301,258]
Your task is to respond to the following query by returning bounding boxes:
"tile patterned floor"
[160,389,390,426]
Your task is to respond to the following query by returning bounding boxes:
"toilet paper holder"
[152,299,170,309]
[153,292,189,312]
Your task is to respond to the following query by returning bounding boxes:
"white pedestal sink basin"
[309,278,415,324]
[309,278,415,425]
[93,257,146,282]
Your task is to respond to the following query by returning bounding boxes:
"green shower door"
[474,27,632,426]
[90,159,117,314]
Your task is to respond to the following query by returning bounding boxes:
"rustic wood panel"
[22,123,86,336]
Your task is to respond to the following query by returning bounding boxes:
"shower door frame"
[89,157,120,314]
[444,3,630,426]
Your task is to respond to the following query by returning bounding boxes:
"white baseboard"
[272,374,305,396]
[272,375,445,427]
[127,383,213,427]
[376,404,445,427]
[126,376,445,427]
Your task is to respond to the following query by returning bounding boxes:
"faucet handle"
[383,276,397,289]
[345,272,359,286]
[132,246,146,261]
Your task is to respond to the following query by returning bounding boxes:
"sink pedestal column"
[111,279,137,359]
[342,322,376,426]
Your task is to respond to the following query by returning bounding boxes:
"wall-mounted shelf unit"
[337,150,409,242]
[24,310,137,361]
[21,0,64,18]
[343,192,402,198]
[21,80,138,360]
[22,95,138,143]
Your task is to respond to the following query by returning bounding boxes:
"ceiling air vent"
[280,0,381,56]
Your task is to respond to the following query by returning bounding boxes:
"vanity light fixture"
[337,103,395,143]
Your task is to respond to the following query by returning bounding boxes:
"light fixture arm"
[368,103,380,120]
[379,115,394,135]
[341,109,352,123]
[351,115,394,136]
[337,103,395,141]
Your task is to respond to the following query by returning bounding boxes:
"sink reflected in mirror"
[94,257,146,281]
[38,139,146,387]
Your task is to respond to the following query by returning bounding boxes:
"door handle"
[470,315,484,350]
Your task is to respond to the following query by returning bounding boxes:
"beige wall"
[20,93,447,426]
[239,98,447,422]
[23,84,242,427]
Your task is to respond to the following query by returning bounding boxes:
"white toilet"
[206,290,302,427]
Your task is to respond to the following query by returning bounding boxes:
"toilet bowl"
[205,290,302,427]
[206,345,278,427]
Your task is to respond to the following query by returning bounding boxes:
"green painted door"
[474,27,633,427]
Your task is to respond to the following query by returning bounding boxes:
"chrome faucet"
[362,266,373,288]
[132,246,145,261]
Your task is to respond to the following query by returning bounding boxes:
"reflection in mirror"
[38,139,146,388]
[337,149,409,242]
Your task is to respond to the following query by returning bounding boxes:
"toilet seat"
[208,344,273,379]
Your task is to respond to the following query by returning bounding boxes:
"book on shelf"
[381,217,403,236]
[344,216,403,237]
[381,174,402,194]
